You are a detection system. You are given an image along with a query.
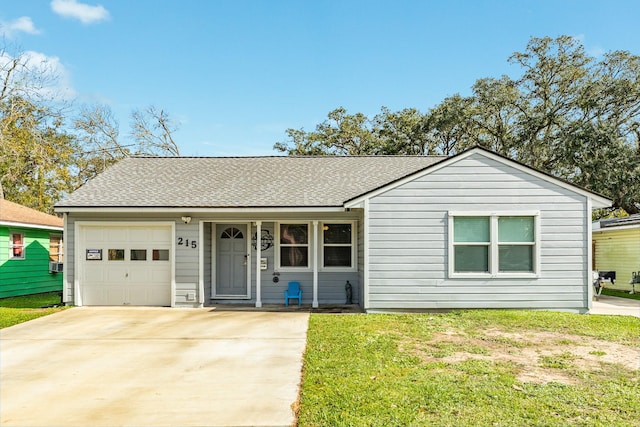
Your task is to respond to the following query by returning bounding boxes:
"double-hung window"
[322,222,356,270]
[10,232,25,259]
[278,223,310,269]
[449,212,538,277]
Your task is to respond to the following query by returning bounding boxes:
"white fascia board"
[55,206,346,214]
[344,148,613,209]
[0,221,63,231]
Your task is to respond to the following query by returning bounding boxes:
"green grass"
[602,288,640,301]
[298,310,640,426]
[0,292,68,328]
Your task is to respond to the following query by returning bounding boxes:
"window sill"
[449,272,539,279]
[319,266,358,273]
[276,266,313,273]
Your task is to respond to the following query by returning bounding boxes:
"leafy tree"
[274,107,379,155]
[275,36,640,214]
[0,96,75,212]
[0,45,75,211]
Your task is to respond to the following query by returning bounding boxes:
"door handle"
[243,255,248,266]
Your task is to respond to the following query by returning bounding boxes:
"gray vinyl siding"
[231,221,360,305]
[65,211,362,307]
[63,214,200,307]
[366,153,590,312]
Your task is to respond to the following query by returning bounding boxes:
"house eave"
[0,221,63,231]
[55,206,348,214]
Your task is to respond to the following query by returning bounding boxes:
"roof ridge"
[129,155,448,159]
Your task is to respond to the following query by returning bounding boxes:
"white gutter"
[54,206,346,214]
[0,221,63,231]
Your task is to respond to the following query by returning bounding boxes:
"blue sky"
[1,0,639,156]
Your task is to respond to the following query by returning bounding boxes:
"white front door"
[214,224,249,298]
[79,224,172,306]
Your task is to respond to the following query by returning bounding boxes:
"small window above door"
[221,227,243,239]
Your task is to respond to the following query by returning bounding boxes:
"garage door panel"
[83,286,128,306]
[80,224,172,306]
[106,266,128,282]
[128,268,151,283]
[85,227,106,242]
[151,266,171,282]
[109,228,128,241]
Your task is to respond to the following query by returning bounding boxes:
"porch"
[200,215,363,308]
[207,303,364,313]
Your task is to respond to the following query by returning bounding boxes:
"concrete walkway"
[0,307,310,427]
[589,295,640,317]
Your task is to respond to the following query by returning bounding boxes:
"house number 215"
[177,237,197,248]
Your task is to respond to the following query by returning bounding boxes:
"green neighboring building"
[0,199,64,298]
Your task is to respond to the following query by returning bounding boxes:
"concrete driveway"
[0,307,310,427]
[590,295,640,317]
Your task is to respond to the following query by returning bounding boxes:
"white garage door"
[79,224,172,306]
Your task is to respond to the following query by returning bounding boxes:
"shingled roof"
[55,156,445,208]
[0,199,63,228]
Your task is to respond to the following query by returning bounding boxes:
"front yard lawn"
[0,292,68,329]
[602,288,640,301]
[299,310,640,426]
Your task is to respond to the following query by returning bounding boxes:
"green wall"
[0,226,63,298]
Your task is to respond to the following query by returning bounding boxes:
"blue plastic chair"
[284,281,302,307]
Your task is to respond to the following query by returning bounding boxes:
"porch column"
[255,221,262,308]
[312,220,319,308]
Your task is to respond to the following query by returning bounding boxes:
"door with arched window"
[215,224,248,298]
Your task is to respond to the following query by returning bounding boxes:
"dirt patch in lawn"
[408,329,639,385]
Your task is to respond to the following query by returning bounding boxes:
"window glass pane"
[499,217,534,242]
[499,245,533,272]
[152,249,169,261]
[324,246,352,267]
[108,249,125,261]
[323,224,351,244]
[280,224,308,245]
[454,217,489,242]
[280,246,308,267]
[131,249,147,261]
[221,227,243,239]
[10,233,24,258]
[454,245,489,272]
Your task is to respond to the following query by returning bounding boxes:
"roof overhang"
[0,221,63,231]
[55,206,348,214]
[593,223,640,233]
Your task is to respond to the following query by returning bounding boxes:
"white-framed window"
[448,212,539,278]
[49,234,63,262]
[9,232,25,259]
[276,223,310,270]
[321,222,356,271]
